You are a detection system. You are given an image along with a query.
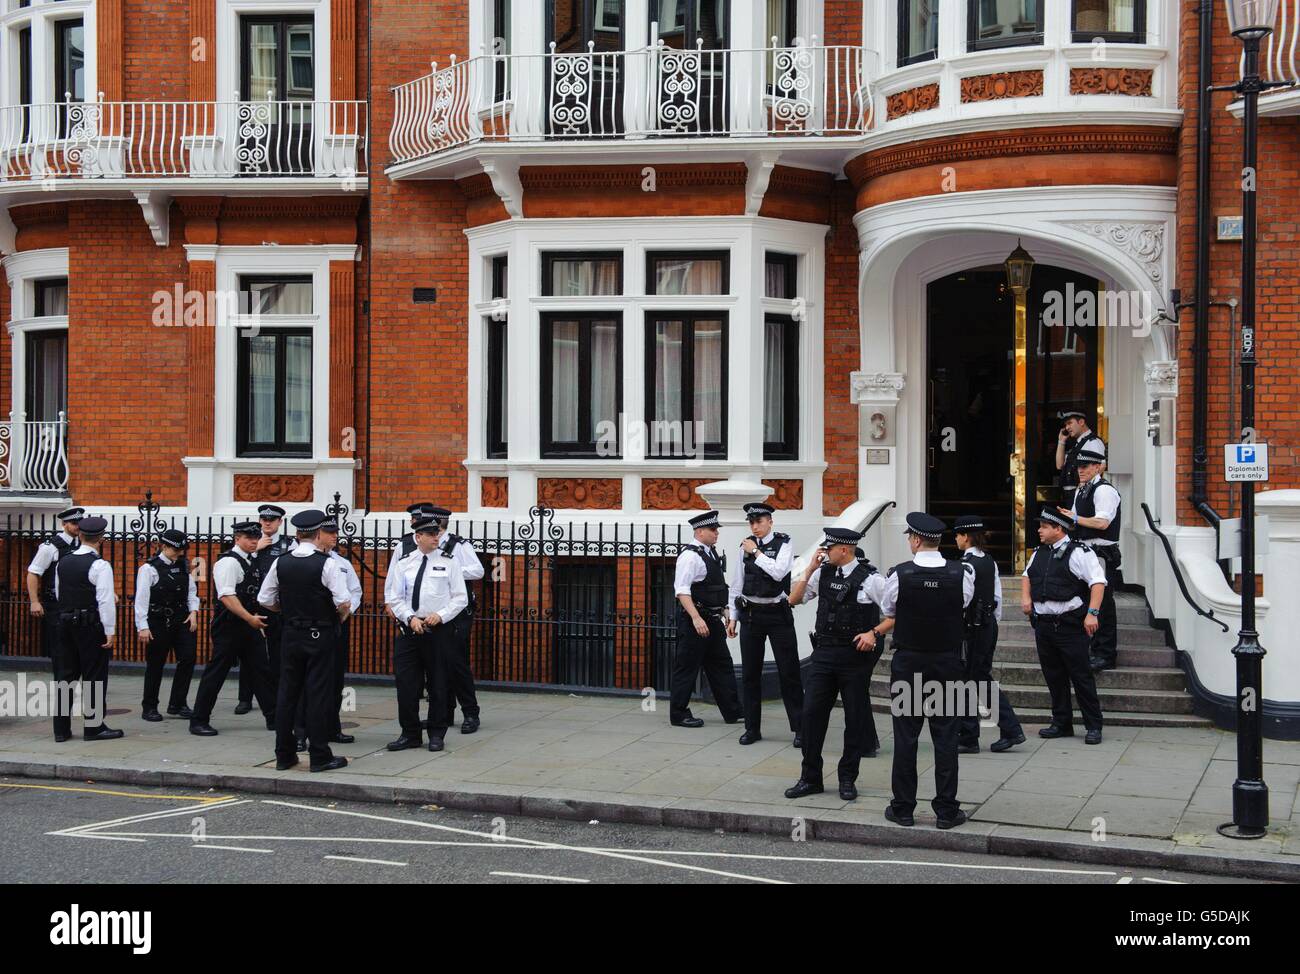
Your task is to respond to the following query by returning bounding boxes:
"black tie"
[411,554,428,614]
[709,546,719,563]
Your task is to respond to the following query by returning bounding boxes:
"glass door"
[546,0,626,136]
[650,0,730,134]
[239,15,315,173]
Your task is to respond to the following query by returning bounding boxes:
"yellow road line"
[0,782,230,803]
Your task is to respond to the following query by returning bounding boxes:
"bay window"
[541,313,623,457]
[1072,1,1146,43]
[968,0,1043,51]
[898,0,939,66]
[646,312,727,459]
[763,315,798,460]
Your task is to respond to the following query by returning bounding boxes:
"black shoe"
[884,806,914,827]
[936,809,969,830]
[738,731,761,746]
[784,779,824,800]
[427,738,445,752]
[189,724,218,737]
[864,745,879,758]
[387,735,422,751]
[672,717,704,728]
[1090,657,1116,673]
[460,717,480,734]
[990,733,1026,753]
[1038,723,1074,739]
[792,733,803,749]
[331,733,355,744]
[295,737,308,753]
[275,756,299,771]
[166,705,193,719]
[839,781,858,801]
[54,732,71,743]
[84,727,124,742]
[141,709,163,723]
[957,742,979,755]
[234,701,252,715]
[1085,729,1103,745]
[310,756,347,773]
[723,714,743,725]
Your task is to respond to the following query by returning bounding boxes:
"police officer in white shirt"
[135,528,201,722]
[52,516,121,742]
[26,505,84,658]
[1061,442,1123,672]
[430,505,484,733]
[384,514,468,752]
[1021,508,1108,745]
[237,502,293,713]
[383,502,437,610]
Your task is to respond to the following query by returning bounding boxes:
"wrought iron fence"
[0,493,688,693]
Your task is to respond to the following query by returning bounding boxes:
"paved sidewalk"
[2,669,1298,880]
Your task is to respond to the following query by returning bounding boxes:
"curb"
[2,757,1296,883]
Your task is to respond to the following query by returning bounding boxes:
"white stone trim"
[3,246,68,425]
[0,0,97,112]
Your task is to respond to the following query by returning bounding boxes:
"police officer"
[430,505,483,734]
[385,503,436,595]
[135,528,200,722]
[384,513,468,752]
[1021,508,1107,744]
[1054,410,1105,504]
[293,518,362,750]
[190,521,276,736]
[879,513,974,829]
[52,515,122,742]
[726,502,802,747]
[236,503,293,714]
[953,516,1024,754]
[668,510,743,728]
[26,506,83,658]
[1062,442,1122,672]
[783,526,887,802]
[258,509,353,772]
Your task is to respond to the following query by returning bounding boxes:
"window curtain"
[246,280,313,315]
[551,319,580,442]
[36,281,68,317]
[693,319,723,445]
[763,318,784,442]
[551,259,621,296]
[284,334,312,443]
[589,320,619,442]
[653,258,723,295]
[1076,0,1135,32]
[653,320,684,453]
[764,261,787,299]
[25,332,67,422]
[247,24,280,101]
[247,335,277,442]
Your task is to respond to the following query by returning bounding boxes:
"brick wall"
[123,0,190,101]
[823,179,859,516]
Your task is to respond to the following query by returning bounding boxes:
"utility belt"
[287,617,338,632]
[689,601,727,619]
[735,596,788,615]
[58,608,102,628]
[965,599,995,630]
[147,607,187,627]
[1030,606,1087,631]
[397,621,440,638]
[1091,543,1121,568]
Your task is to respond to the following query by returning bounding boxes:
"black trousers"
[437,612,480,725]
[890,648,962,819]
[141,616,197,712]
[958,621,1023,746]
[276,626,337,765]
[52,619,111,738]
[738,601,802,735]
[669,610,742,724]
[1034,613,1104,731]
[39,598,59,658]
[395,626,453,741]
[192,624,274,726]
[798,639,877,785]
[1089,547,1121,665]
[296,619,349,738]
[238,616,281,703]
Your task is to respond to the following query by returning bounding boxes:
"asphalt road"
[0,777,1257,885]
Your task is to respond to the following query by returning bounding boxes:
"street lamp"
[1215,0,1282,840]
[1004,241,1035,570]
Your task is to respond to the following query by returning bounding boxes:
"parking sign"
[1224,443,1269,482]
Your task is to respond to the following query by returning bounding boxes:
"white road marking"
[491,871,589,883]
[192,844,273,854]
[1141,877,1185,885]
[260,799,788,884]
[49,798,249,836]
[324,855,407,867]
[1117,876,1134,884]
[98,832,539,850]
[64,833,149,843]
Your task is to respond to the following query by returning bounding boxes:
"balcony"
[0,413,69,497]
[0,98,368,184]
[388,40,872,177]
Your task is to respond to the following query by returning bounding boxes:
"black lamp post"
[1216,0,1282,840]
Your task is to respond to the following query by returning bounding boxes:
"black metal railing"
[0,493,690,692]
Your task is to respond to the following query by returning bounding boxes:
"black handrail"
[1140,502,1230,633]
[862,500,897,536]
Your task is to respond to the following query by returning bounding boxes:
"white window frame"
[216,0,330,104]
[0,0,96,115]
[2,246,69,425]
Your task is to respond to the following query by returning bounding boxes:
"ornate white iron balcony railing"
[0,98,367,181]
[389,39,872,166]
[0,413,69,494]
[1260,0,1300,87]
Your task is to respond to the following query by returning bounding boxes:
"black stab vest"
[1073,477,1121,543]
[814,561,880,642]
[253,534,294,577]
[741,533,791,599]
[399,533,417,558]
[148,555,190,616]
[890,560,966,654]
[686,546,728,609]
[40,534,80,601]
[55,551,99,612]
[276,551,337,626]
[1026,543,1092,604]
[1060,431,1103,490]
[962,549,997,628]
[440,533,477,612]
[211,550,263,634]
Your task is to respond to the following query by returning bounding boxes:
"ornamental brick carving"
[886,84,941,120]
[960,70,1043,103]
[537,478,623,509]
[642,478,711,511]
[233,475,314,503]
[481,476,509,508]
[764,480,804,510]
[1069,67,1153,97]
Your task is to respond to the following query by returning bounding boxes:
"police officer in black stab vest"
[236,503,292,714]
[135,528,200,722]
[52,516,123,742]
[190,521,276,736]
[953,516,1024,754]
[1062,442,1123,673]
[784,526,888,802]
[1021,508,1107,744]
[1054,410,1105,505]
[258,509,353,772]
[668,510,743,728]
[26,506,84,658]
[430,505,483,734]
[726,502,802,747]
[880,513,974,829]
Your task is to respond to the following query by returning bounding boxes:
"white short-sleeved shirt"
[1070,475,1122,545]
[1022,537,1107,614]
[257,542,353,611]
[53,549,117,636]
[801,562,889,608]
[134,554,201,632]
